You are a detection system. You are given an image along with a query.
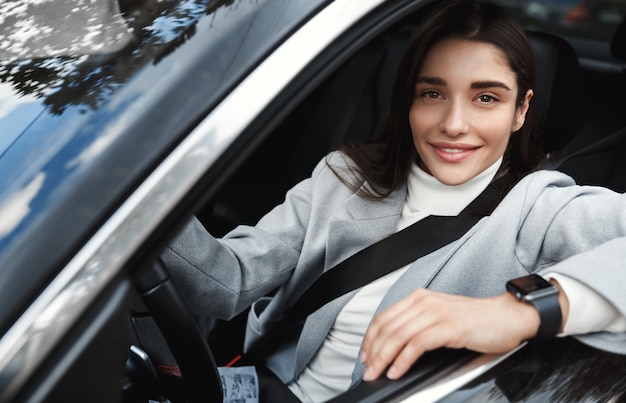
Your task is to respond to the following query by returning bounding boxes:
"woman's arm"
[160,151,359,320]
[360,178,626,382]
[359,281,569,382]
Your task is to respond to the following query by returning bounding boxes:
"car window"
[0,0,195,157]
[0,0,325,338]
[499,0,626,41]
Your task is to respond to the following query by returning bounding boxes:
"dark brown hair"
[332,0,545,200]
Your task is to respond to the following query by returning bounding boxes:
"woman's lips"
[431,143,479,162]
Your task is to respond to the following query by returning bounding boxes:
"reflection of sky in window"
[0,172,44,238]
[0,83,44,157]
[0,0,219,158]
[146,0,209,43]
[0,53,87,157]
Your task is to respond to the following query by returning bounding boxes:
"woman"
[162,1,626,401]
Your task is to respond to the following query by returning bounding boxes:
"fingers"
[360,290,424,359]
[383,326,455,380]
[362,289,446,381]
[363,319,454,381]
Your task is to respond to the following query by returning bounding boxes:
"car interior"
[126,6,626,403]
[553,17,626,193]
[199,14,626,241]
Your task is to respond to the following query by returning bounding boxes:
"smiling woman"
[158,1,626,402]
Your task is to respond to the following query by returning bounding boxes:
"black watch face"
[508,273,552,293]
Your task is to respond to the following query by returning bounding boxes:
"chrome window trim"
[0,0,388,399]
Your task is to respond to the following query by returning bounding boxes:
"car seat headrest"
[528,31,585,154]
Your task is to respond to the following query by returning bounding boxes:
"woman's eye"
[477,94,498,103]
[422,90,441,99]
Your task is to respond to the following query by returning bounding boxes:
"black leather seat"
[557,16,626,193]
[558,127,626,192]
[529,31,585,154]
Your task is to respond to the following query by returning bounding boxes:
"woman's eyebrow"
[471,80,512,90]
[416,77,512,91]
[416,76,446,85]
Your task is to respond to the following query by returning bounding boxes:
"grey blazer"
[162,152,626,384]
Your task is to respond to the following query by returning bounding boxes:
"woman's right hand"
[359,287,548,382]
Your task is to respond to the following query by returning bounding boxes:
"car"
[0,0,625,402]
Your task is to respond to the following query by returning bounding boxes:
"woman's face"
[409,38,532,185]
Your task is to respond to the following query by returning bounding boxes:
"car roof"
[0,0,326,336]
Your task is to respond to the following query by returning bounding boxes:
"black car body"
[0,0,625,401]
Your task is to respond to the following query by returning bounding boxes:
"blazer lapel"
[323,184,407,268]
[294,291,357,376]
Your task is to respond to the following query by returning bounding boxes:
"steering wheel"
[130,258,223,403]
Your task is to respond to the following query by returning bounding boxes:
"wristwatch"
[506,274,562,342]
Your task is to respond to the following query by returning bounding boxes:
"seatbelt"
[282,176,505,323]
[235,177,506,365]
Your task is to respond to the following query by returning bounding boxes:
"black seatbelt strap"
[237,177,505,363]
[282,176,505,323]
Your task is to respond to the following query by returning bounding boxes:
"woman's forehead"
[419,38,517,88]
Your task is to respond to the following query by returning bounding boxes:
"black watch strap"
[506,274,562,342]
[528,292,562,342]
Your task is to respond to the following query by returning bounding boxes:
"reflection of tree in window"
[461,338,626,402]
[0,0,237,115]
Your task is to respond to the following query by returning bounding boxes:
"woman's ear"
[513,89,533,132]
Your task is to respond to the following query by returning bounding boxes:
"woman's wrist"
[497,291,542,342]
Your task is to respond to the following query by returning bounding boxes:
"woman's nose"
[438,100,469,136]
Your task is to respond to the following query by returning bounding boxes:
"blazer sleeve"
[160,155,336,320]
[516,173,626,352]
[546,272,626,335]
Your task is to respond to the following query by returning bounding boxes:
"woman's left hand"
[359,288,541,381]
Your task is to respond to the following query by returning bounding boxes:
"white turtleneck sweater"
[287,159,625,402]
